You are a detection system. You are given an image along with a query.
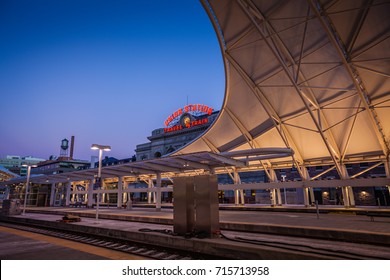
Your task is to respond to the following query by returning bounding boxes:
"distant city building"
[31,136,90,175]
[31,157,90,175]
[135,104,219,161]
[0,155,46,176]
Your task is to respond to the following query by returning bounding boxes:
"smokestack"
[70,135,75,159]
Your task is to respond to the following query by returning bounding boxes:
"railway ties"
[0,222,196,260]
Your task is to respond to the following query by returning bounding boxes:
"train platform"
[1,205,390,259]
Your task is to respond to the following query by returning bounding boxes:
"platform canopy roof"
[1,150,289,185]
[174,0,390,178]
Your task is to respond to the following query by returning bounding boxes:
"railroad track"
[220,233,389,260]
[0,221,213,260]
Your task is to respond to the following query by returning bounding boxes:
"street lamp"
[22,164,37,215]
[91,144,111,220]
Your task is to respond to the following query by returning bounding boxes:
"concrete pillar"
[87,180,93,207]
[270,189,276,206]
[298,166,312,207]
[276,188,282,206]
[117,176,123,208]
[148,177,154,204]
[234,189,239,205]
[102,180,106,204]
[309,188,315,205]
[341,186,355,208]
[239,189,245,204]
[82,182,87,204]
[386,185,390,206]
[384,160,390,178]
[123,182,129,203]
[49,183,56,206]
[71,183,76,203]
[156,172,162,211]
[347,186,355,207]
[125,182,133,210]
[65,181,71,207]
[342,186,350,207]
[267,169,279,207]
[233,170,244,205]
[303,187,310,207]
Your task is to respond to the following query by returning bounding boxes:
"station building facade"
[135,104,219,161]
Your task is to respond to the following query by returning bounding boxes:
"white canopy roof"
[175,0,390,178]
[0,151,263,185]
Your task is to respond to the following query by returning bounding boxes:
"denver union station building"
[1,0,390,211]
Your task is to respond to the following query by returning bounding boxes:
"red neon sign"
[164,104,213,127]
[164,118,209,133]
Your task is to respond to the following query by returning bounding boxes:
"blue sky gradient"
[0,0,224,160]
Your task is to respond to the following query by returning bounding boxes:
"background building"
[0,155,46,176]
[31,137,90,175]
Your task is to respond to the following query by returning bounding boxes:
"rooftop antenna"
[186,95,189,105]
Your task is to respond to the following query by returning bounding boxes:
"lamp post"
[91,144,111,220]
[22,164,37,215]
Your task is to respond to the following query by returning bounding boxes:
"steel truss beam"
[310,166,336,180]
[202,137,220,153]
[236,0,364,179]
[350,162,383,179]
[225,51,309,179]
[225,107,259,148]
[309,0,390,157]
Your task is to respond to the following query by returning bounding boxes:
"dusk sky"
[0,0,224,161]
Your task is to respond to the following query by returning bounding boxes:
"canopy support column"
[117,176,123,208]
[303,187,310,207]
[71,183,76,203]
[233,170,244,205]
[148,177,155,204]
[49,183,56,207]
[156,172,162,212]
[268,169,278,207]
[87,180,93,208]
[65,181,71,207]
[276,188,282,206]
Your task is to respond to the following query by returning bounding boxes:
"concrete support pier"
[173,175,219,237]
